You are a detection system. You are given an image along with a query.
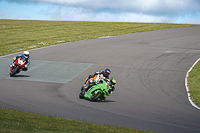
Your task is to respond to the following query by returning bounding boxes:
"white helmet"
[23,51,29,58]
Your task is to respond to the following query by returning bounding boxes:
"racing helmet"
[23,51,29,59]
[109,77,117,87]
[104,68,111,77]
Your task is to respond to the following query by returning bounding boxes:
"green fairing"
[84,81,109,100]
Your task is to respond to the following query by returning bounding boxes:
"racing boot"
[99,94,106,101]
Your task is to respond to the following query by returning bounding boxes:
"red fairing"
[10,57,26,75]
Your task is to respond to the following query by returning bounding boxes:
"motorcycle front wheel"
[10,66,19,77]
[90,92,102,101]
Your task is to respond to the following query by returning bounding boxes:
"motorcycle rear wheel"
[79,91,85,99]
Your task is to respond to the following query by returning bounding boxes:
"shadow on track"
[11,75,30,77]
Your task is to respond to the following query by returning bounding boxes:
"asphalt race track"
[1,27,200,133]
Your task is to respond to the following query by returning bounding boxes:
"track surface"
[1,27,200,133]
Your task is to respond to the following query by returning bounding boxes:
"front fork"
[10,65,14,73]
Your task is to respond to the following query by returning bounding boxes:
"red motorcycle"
[10,57,26,77]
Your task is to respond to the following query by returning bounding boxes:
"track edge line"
[185,58,200,110]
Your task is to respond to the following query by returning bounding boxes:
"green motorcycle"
[79,80,109,101]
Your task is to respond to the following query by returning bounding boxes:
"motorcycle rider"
[94,68,111,80]
[99,77,117,101]
[84,68,111,84]
[83,68,111,91]
[10,51,30,73]
[107,77,117,95]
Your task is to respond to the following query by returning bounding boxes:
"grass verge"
[187,60,200,107]
[0,108,152,133]
[0,19,199,56]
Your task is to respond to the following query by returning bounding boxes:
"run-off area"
[0,58,93,83]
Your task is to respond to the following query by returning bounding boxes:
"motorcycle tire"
[79,91,85,99]
[90,92,102,101]
[10,66,19,77]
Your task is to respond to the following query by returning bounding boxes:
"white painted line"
[0,42,72,58]
[165,51,173,53]
[185,58,200,110]
[0,51,22,58]
[0,35,113,58]
[98,36,113,39]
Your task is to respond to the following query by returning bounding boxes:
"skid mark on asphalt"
[0,58,93,83]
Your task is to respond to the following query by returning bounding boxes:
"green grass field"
[187,60,200,107]
[1,19,199,56]
[0,108,152,133]
[0,19,199,133]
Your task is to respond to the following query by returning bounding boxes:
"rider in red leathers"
[10,51,30,74]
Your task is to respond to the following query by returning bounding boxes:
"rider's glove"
[13,57,16,61]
